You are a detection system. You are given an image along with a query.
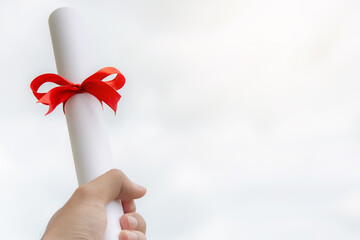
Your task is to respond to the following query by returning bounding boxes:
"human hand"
[42,169,147,240]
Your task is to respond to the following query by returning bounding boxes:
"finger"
[122,200,136,213]
[120,212,146,234]
[77,169,146,204]
[119,230,146,240]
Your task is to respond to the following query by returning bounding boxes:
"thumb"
[79,169,146,205]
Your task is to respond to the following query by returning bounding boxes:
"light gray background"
[1,0,360,239]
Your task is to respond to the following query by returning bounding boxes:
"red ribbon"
[30,67,125,115]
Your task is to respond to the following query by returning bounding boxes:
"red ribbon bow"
[30,67,125,115]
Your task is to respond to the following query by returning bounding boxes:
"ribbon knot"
[74,84,85,93]
[30,67,125,115]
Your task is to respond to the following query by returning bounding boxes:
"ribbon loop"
[30,67,125,115]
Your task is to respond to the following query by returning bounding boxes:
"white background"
[1,0,360,239]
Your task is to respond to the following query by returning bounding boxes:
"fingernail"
[126,231,138,240]
[128,216,138,229]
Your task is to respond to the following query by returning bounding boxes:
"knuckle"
[74,184,94,199]
[107,168,125,179]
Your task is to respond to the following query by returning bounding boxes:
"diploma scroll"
[48,7,124,240]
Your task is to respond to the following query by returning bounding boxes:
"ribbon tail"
[38,86,79,115]
[82,81,121,114]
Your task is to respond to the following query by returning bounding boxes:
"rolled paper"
[48,7,124,240]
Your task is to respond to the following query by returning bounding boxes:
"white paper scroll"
[48,7,123,240]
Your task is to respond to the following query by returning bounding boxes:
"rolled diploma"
[49,7,123,240]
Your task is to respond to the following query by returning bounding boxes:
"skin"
[42,169,147,240]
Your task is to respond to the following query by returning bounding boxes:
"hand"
[42,169,147,240]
